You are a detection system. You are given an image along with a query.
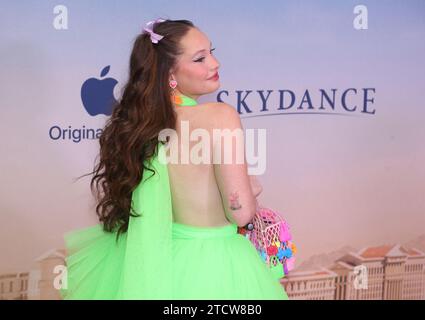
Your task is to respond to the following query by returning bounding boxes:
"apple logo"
[81,65,118,116]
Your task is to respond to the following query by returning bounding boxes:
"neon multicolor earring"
[169,79,181,104]
[169,78,198,106]
[169,79,177,89]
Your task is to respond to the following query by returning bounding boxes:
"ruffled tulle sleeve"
[117,143,173,299]
[60,143,173,299]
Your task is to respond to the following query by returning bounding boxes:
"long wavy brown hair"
[76,19,195,241]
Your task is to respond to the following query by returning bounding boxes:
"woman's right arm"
[212,103,257,227]
[249,174,263,198]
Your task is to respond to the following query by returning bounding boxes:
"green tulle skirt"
[171,222,288,299]
[59,143,288,300]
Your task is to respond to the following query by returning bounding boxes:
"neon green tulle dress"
[59,94,288,300]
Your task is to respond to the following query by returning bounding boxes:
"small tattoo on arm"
[229,191,242,210]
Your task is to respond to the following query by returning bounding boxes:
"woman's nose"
[210,56,220,70]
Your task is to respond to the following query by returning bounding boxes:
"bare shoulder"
[204,102,238,115]
[201,102,241,129]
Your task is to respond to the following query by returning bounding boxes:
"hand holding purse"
[237,204,297,278]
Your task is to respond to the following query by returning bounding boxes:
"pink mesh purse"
[237,205,297,277]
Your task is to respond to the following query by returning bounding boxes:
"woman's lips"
[208,72,219,80]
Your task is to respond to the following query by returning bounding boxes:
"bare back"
[167,103,230,227]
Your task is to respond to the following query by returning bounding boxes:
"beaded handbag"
[237,205,297,277]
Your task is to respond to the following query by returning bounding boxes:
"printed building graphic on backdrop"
[1,241,424,300]
[0,249,66,300]
[280,244,425,300]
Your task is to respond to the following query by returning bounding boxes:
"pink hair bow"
[143,18,166,43]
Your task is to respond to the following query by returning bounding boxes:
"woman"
[60,18,288,300]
